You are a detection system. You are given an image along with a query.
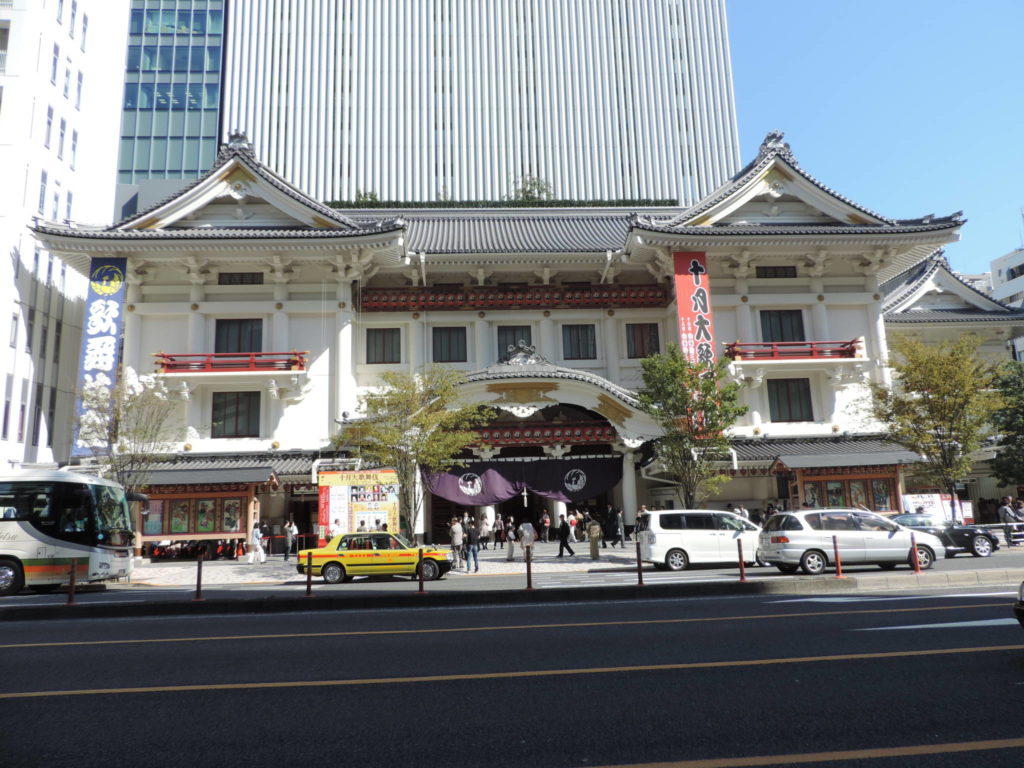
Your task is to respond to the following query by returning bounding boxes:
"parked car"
[297,532,453,583]
[890,513,999,558]
[637,509,760,571]
[757,509,945,575]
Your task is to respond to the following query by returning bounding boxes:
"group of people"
[997,496,1024,548]
[247,519,300,564]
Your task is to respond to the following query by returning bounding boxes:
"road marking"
[858,618,1020,631]
[0,602,1009,650]
[1,643,1021,699]
[771,592,1017,603]
[589,737,1024,767]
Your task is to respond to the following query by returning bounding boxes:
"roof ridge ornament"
[757,130,796,164]
[219,129,256,159]
[500,340,548,366]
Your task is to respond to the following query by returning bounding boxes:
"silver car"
[757,509,945,575]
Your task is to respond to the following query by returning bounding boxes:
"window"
[211,392,260,438]
[767,378,814,422]
[51,186,60,220]
[755,266,797,279]
[1,376,11,440]
[51,44,59,83]
[65,191,73,221]
[57,119,66,159]
[80,14,88,51]
[17,380,28,442]
[214,319,262,354]
[38,171,47,214]
[626,323,660,358]
[63,62,71,98]
[217,272,263,285]
[52,320,62,363]
[45,106,54,147]
[39,316,48,360]
[497,326,531,357]
[75,72,82,109]
[562,324,597,360]
[432,327,467,363]
[681,513,715,530]
[46,388,57,447]
[760,310,805,343]
[69,2,77,36]
[57,0,64,24]
[70,130,77,169]
[31,383,43,446]
[8,314,16,348]
[366,328,401,364]
[25,308,34,352]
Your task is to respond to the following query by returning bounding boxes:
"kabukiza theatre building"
[38,131,1020,549]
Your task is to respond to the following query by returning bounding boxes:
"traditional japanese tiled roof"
[885,308,1024,324]
[362,213,634,255]
[633,131,963,237]
[32,223,402,240]
[731,436,920,467]
[139,451,320,482]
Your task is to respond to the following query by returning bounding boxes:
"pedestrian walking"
[248,523,266,564]
[998,496,1018,548]
[450,516,465,569]
[466,524,480,572]
[283,519,297,561]
[556,514,576,557]
[478,515,492,550]
[518,520,536,562]
[609,508,625,548]
[568,511,578,543]
[505,516,517,561]
[494,514,505,549]
[586,513,603,560]
[541,512,551,542]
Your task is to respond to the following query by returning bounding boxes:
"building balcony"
[356,284,669,312]
[154,351,308,373]
[476,421,617,447]
[724,340,860,361]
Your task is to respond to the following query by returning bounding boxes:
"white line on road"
[857,618,1020,631]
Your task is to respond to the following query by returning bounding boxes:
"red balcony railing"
[154,351,308,372]
[475,421,617,447]
[356,284,668,312]
[724,340,859,360]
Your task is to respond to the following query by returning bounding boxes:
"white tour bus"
[0,469,134,596]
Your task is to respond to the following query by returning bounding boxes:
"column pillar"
[474,317,490,367]
[123,282,142,374]
[336,281,356,418]
[273,307,289,352]
[477,505,495,527]
[603,314,620,383]
[539,313,556,360]
[620,451,638,527]
[409,318,424,373]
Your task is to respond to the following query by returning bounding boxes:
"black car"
[1015,581,1024,630]
[891,513,999,558]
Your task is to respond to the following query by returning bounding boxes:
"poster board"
[902,493,974,524]
[317,469,400,544]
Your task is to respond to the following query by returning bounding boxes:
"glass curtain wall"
[119,0,225,183]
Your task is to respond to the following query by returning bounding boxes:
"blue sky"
[727,0,1024,276]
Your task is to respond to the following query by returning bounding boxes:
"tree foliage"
[868,334,1001,492]
[332,366,493,540]
[504,174,553,203]
[636,347,748,508]
[990,361,1024,489]
[76,368,182,495]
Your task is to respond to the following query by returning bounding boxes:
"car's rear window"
[682,514,715,530]
[764,514,802,532]
[659,513,685,530]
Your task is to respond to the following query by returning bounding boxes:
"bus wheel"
[0,559,25,597]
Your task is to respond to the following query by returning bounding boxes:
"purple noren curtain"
[423,458,622,506]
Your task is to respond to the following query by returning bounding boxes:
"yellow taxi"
[297,532,454,583]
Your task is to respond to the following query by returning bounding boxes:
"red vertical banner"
[317,486,330,546]
[673,251,716,365]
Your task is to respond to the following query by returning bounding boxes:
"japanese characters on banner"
[672,251,716,365]
[317,469,400,544]
[902,493,974,523]
[72,257,128,458]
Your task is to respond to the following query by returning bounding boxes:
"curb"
[2,567,1022,622]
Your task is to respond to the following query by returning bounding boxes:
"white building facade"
[0,0,129,469]
[990,246,1024,360]
[222,0,741,204]
[37,132,977,549]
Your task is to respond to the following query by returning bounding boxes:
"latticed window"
[626,323,659,358]
[760,310,805,343]
[767,379,813,422]
[432,327,467,363]
[562,324,596,360]
[211,391,260,438]
[366,328,401,364]
[215,319,262,353]
[497,326,531,357]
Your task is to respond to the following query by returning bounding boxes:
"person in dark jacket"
[466,523,480,572]
[556,514,575,557]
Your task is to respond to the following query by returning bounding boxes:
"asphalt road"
[1,589,1022,767]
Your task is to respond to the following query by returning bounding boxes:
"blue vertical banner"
[71,257,128,458]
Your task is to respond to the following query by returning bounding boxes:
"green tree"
[333,366,493,541]
[990,360,1024,489]
[636,347,748,508]
[868,334,1002,519]
[354,189,380,204]
[76,367,182,495]
[505,174,553,203]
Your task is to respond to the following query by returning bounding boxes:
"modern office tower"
[224,0,740,203]
[0,0,129,468]
[991,246,1024,359]
[116,0,225,215]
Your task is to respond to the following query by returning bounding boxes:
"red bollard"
[525,545,534,591]
[635,539,645,587]
[65,558,77,606]
[737,540,748,583]
[909,532,922,574]
[305,550,314,598]
[193,550,205,601]
[417,548,426,594]
[832,535,847,579]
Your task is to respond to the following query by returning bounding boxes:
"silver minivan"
[637,509,760,571]
[757,509,945,575]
